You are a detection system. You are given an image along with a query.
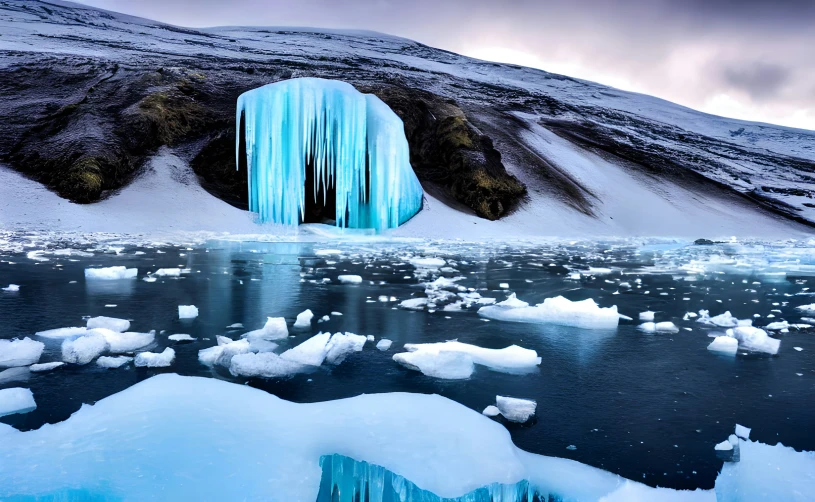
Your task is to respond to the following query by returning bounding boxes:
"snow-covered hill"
[0,0,813,238]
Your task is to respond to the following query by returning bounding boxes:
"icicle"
[236,78,423,230]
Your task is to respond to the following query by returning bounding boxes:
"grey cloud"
[722,63,791,102]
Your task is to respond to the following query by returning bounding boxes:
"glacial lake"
[1,236,814,491]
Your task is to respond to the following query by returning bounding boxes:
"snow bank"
[478,294,622,329]
[178,305,198,319]
[84,266,137,280]
[134,348,175,368]
[0,338,44,367]
[0,387,36,418]
[0,375,714,500]
[86,316,130,332]
[393,341,540,379]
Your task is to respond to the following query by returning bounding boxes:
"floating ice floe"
[763,321,789,331]
[0,387,36,418]
[735,424,751,440]
[178,305,198,319]
[293,309,314,328]
[226,323,244,329]
[241,317,288,352]
[795,304,815,313]
[96,356,133,369]
[103,330,155,353]
[399,298,428,310]
[495,396,537,423]
[482,405,500,417]
[697,311,751,328]
[29,362,64,373]
[375,339,393,351]
[707,336,738,355]
[154,268,182,277]
[337,275,362,284]
[393,341,541,380]
[725,326,780,355]
[1,284,19,292]
[0,367,29,385]
[0,374,716,501]
[410,257,445,269]
[229,352,305,379]
[35,327,91,339]
[86,316,130,333]
[639,311,655,321]
[0,338,44,367]
[168,334,196,342]
[61,334,109,365]
[478,294,623,329]
[84,267,137,280]
[637,322,680,334]
[134,348,175,368]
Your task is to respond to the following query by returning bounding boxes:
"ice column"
[236,78,423,230]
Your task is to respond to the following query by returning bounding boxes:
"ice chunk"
[293,309,313,328]
[280,333,331,366]
[324,332,367,364]
[226,323,244,329]
[735,424,751,440]
[213,339,251,367]
[697,311,750,328]
[482,405,500,417]
[103,330,155,353]
[479,295,621,329]
[337,275,362,284]
[376,339,393,351]
[714,440,733,451]
[154,268,181,277]
[29,362,64,373]
[237,78,423,230]
[0,338,44,367]
[178,305,198,319]
[34,327,88,339]
[229,352,305,379]
[96,356,133,369]
[410,257,445,268]
[727,326,780,355]
[0,367,29,384]
[134,348,175,368]
[707,336,738,355]
[795,303,815,313]
[61,334,108,365]
[763,321,789,330]
[393,349,474,379]
[639,311,655,321]
[1,284,19,292]
[0,388,36,418]
[495,293,529,309]
[168,334,196,342]
[86,316,130,332]
[399,298,428,310]
[242,317,288,343]
[393,340,540,379]
[637,322,679,333]
[495,396,537,423]
[84,267,137,280]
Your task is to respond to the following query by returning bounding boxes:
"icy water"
[1,237,814,491]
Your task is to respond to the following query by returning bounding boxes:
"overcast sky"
[75,0,815,131]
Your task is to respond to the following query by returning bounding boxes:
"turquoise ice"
[236,78,423,230]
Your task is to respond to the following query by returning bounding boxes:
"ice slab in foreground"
[478,294,622,329]
[0,374,714,501]
[715,435,815,501]
[0,387,36,418]
[86,316,130,333]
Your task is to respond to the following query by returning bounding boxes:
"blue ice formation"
[236,78,423,230]
[318,454,540,502]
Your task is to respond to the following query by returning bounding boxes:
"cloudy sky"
[76,0,815,131]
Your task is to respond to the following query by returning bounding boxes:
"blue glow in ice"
[236,78,423,230]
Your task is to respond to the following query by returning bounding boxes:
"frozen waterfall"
[236,78,423,230]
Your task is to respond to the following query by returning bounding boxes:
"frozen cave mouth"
[236,78,424,230]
